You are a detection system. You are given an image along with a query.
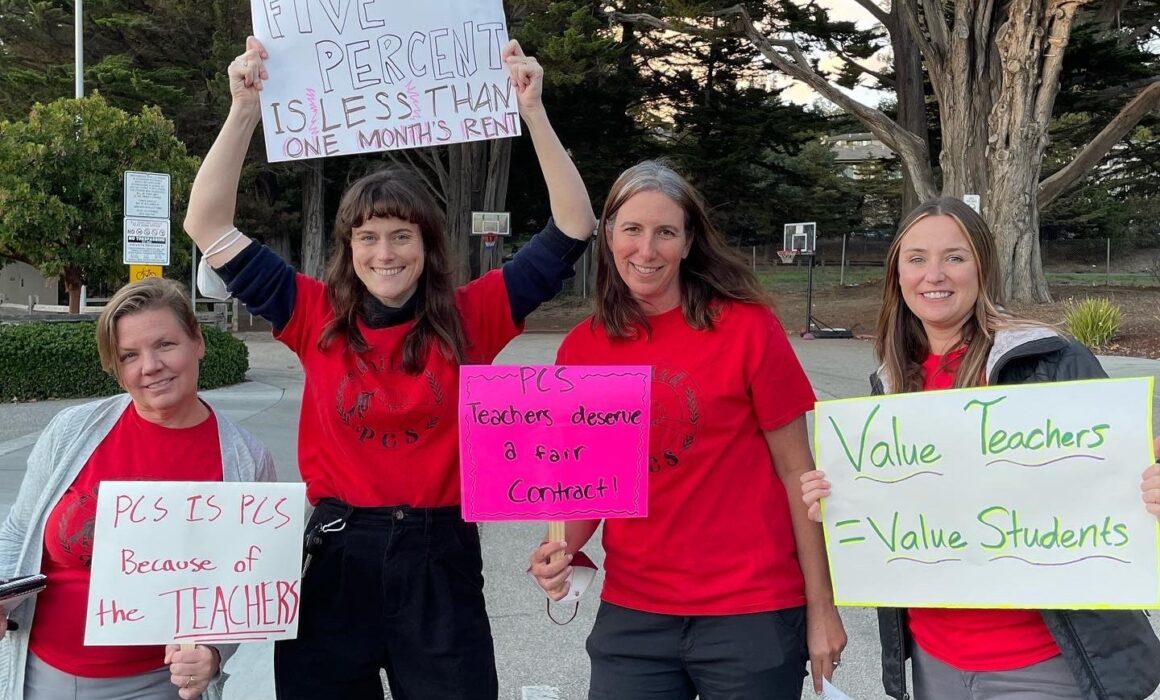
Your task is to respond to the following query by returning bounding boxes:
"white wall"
[0,260,59,306]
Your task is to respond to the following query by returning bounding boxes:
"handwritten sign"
[814,377,1160,609]
[250,0,519,162]
[85,481,306,646]
[459,365,650,521]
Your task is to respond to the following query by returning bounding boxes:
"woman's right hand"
[228,36,269,116]
[528,540,572,601]
[801,470,831,523]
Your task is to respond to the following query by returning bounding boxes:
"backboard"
[783,222,816,253]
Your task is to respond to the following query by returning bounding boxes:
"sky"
[777,0,893,109]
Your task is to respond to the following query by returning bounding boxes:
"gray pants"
[25,652,178,700]
[912,644,1084,700]
[586,602,807,700]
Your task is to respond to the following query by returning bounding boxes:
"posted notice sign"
[124,171,171,220]
[814,377,1160,609]
[250,0,519,162]
[459,365,650,521]
[123,218,171,266]
[85,481,306,646]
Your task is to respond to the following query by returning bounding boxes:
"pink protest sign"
[459,365,650,521]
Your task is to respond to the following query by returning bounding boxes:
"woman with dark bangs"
[183,36,596,700]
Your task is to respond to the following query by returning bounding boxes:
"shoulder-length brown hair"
[318,167,467,374]
[876,196,1037,392]
[594,160,770,338]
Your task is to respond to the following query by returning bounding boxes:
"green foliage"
[1064,297,1123,347]
[0,322,248,401]
[0,93,199,293]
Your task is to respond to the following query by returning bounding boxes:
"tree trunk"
[65,267,82,313]
[445,143,477,286]
[301,160,326,279]
[931,0,1081,303]
[890,2,928,215]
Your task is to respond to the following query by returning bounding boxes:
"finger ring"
[185,675,196,687]
[833,660,841,668]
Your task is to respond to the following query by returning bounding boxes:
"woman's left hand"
[502,39,544,116]
[165,644,221,699]
[1143,437,1160,519]
[805,600,847,694]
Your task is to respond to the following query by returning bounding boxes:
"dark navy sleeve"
[502,218,590,323]
[214,241,297,332]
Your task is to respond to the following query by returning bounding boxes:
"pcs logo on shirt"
[650,367,701,473]
[335,354,445,450]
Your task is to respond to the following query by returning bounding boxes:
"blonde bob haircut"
[96,277,201,380]
[875,196,1040,393]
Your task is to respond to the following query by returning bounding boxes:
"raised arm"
[183,36,268,267]
[504,41,596,240]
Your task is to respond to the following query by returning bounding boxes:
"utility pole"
[75,0,84,98]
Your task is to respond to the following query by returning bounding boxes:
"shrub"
[0,321,248,402]
[1064,297,1123,348]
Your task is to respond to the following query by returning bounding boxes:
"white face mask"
[196,227,243,300]
[197,259,232,300]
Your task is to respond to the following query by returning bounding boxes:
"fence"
[734,237,1160,291]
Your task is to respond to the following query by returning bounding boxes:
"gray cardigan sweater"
[0,394,276,700]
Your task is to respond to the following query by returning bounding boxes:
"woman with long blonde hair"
[802,197,1160,700]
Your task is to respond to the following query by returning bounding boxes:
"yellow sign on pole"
[129,264,163,282]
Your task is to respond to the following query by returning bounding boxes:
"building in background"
[0,261,60,307]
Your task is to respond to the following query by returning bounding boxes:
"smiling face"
[607,190,692,314]
[351,216,425,307]
[897,214,981,351]
[115,307,205,423]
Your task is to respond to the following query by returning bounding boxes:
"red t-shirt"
[276,271,520,507]
[30,404,223,677]
[906,347,1061,671]
[556,303,816,615]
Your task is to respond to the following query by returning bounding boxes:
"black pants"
[274,499,498,700]
[586,602,807,700]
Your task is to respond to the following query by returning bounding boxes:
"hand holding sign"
[1143,435,1160,518]
[801,470,830,522]
[528,540,572,601]
[229,36,269,115]
[502,40,542,115]
[165,643,219,699]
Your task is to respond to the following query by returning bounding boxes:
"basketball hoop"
[777,249,798,265]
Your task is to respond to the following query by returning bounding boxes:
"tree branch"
[848,0,892,28]
[919,0,952,49]
[1039,80,1160,208]
[0,248,29,266]
[1034,2,1081,127]
[823,37,896,88]
[609,6,938,200]
[896,1,944,88]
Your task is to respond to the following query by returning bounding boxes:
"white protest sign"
[250,0,519,162]
[123,218,171,265]
[814,377,1160,609]
[85,481,306,646]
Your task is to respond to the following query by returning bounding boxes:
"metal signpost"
[781,222,852,339]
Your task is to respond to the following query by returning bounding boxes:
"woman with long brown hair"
[802,197,1160,700]
[182,36,596,700]
[528,160,846,699]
